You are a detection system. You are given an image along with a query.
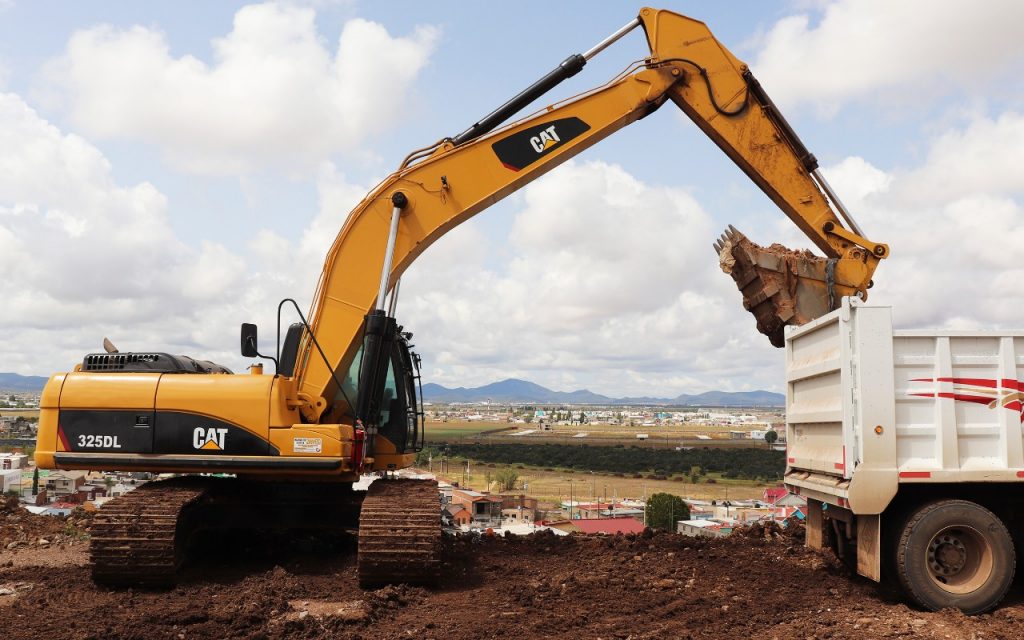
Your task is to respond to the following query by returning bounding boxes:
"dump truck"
[785,298,1023,613]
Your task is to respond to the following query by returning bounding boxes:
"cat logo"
[193,427,228,451]
[492,117,590,172]
[529,125,561,153]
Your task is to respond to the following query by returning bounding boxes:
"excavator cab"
[353,311,425,461]
[244,314,425,459]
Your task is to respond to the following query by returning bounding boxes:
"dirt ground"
[3,504,1024,640]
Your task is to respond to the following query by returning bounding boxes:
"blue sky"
[2,1,1023,396]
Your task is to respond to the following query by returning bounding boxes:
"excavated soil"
[3,504,1024,639]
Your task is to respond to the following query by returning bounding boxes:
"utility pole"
[643,483,647,526]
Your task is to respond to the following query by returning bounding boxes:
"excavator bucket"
[715,226,836,348]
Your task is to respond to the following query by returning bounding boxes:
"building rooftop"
[678,519,722,529]
[572,518,646,535]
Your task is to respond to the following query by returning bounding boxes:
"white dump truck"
[784,298,1023,614]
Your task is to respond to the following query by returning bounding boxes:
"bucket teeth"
[714,226,833,347]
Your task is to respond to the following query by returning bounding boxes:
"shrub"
[645,493,690,531]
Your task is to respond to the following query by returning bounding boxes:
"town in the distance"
[1,373,795,541]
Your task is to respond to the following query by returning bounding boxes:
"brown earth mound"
[3,520,1024,639]
[1,497,90,551]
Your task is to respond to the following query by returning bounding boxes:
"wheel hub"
[924,525,993,594]
[929,534,968,576]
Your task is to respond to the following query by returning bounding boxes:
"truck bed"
[784,299,1024,514]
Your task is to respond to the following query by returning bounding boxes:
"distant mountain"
[672,390,785,407]
[421,379,612,404]
[421,378,783,406]
[0,372,48,392]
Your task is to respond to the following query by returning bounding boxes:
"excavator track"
[358,478,440,587]
[90,477,207,587]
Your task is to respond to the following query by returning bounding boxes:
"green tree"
[414,446,439,467]
[764,430,779,447]
[495,468,519,492]
[644,493,690,531]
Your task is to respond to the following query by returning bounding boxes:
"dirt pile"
[0,497,90,551]
[733,516,805,543]
[2,526,1024,639]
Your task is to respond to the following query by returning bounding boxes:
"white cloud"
[893,112,1024,204]
[792,114,1024,330]
[40,2,438,175]
[0,90,371,376]
[395,106,1024,396]
[399,161,784,397]
[0,92,182,370]
[753,0,1024,113]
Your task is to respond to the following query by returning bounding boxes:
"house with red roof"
[564,517,646,535]
[762,486,788,505]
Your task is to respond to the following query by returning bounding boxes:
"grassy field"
[424,420,776,504]
[423,421,513,441]
[0,409,40,418]
[425,420,775,449]
[428,458,769,506]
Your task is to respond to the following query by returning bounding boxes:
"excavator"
[34,7,887,587]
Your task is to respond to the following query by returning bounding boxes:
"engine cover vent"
[81,352,232,374]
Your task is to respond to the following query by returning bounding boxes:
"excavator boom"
[297,6,888,419]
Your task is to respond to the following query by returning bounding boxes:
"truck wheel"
[895,500,1014,614]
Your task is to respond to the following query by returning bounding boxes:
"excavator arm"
[295,6,889,422]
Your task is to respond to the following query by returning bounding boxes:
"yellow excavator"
[34,7,887,587]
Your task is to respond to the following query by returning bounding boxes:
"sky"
[2,0,1023,397]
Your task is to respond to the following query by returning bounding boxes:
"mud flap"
[857,513,881,581]
[715,226,836,347]
[806,499,824,550]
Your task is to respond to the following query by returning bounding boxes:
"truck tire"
[894,499,1014,614]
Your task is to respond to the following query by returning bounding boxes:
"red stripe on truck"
[911,392,996,405]
[899,471,931,479]
[788,457,795,463]
[1016,471,1024,478]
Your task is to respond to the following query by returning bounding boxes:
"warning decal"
[293,437,323,454]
